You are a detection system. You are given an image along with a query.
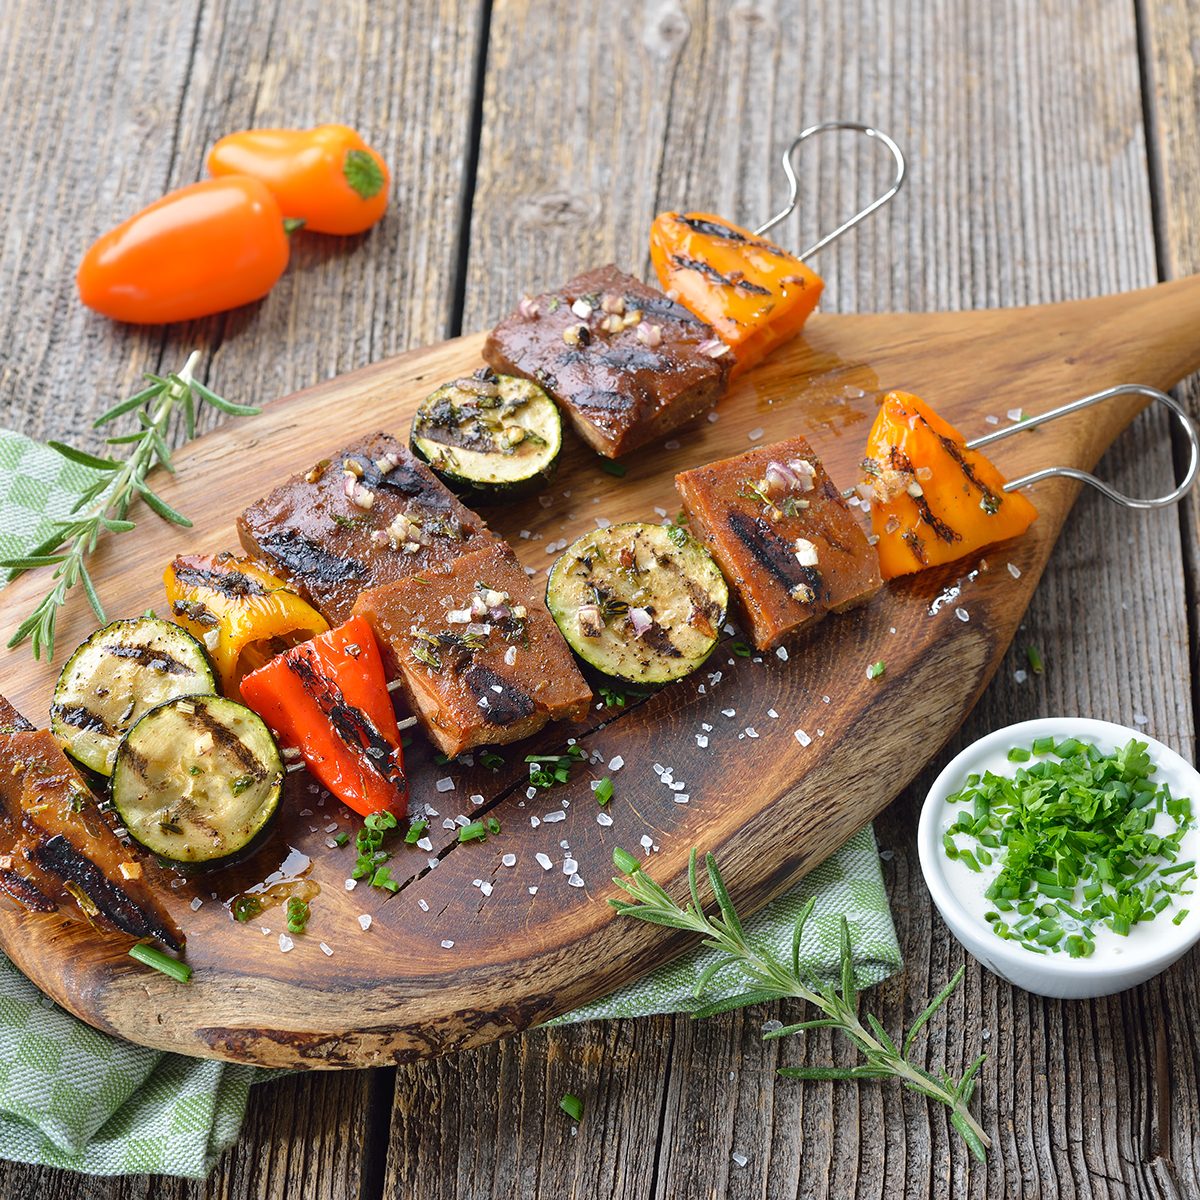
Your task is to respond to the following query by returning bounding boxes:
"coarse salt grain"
[768,708,778,719]
[955,607,969,622]
[748,427,764,442]
[562,857,579,874]
[732,1152,748,1168]
[418,898,430,911]
[358,914,372,931]
[707,410,719,423]
[190,897,203,911]
[745,727,758,739]
[1134,711,1149,726]
[320,942,333,957]
[776,646,788,661]
[543,810,566,823]
[441,939,455,949]
[480,881,493,897]
[502,853,517,867]
[470,793,484,807]
[435,776,455,792]
[640,834,653,850]
[597,811,613,826]
[568,874,585,888]
[609,755,624,771]
[536,853,553,870]
[417,837,433,851]
[696,734,709,748]
[279,934,294,953]
[345,878,357,891]
[1014,668,1028,683]
[1007,562,1021,578]
[794,729,812,747]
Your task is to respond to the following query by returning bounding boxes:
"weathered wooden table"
[1,1,1198,1195]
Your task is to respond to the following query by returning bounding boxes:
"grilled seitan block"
[354,542,592,758]
[484,264,732,459]
[238,432,500,625]
[676,436,882,650]
[0,728,182,948]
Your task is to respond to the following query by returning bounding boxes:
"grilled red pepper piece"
[240,615,407,817]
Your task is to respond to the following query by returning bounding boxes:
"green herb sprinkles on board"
[942,737,1196,957]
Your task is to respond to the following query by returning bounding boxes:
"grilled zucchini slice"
[112,694,283,864]
[51,617,215,776]
[411,369,561,498]
[547,522,728,684]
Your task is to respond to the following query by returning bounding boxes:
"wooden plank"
[378,1,1196,1197]
[0,0,487,1193]
[1137,1,1200,1195]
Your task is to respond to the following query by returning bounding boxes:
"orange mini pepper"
[207,124,390,235]
[863,391,1038,579]
[649,212,823,376]
[164,553,329,693]
[240,616,407,819]
[77,177,293,324]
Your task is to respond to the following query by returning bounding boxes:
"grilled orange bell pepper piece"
[165,554,329,692]
[77,177,294,324]
[862,391,1038,579]
[649,212,823,375]
[207,125,390,235]
[240,616,407,818]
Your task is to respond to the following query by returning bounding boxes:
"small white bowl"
[918,717,1200,999]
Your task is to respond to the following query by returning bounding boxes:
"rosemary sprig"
[2,351,259,660]
[610,847,991,1161]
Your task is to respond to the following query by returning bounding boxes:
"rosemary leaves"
[2,352,259,659]
[610,847,991,1160]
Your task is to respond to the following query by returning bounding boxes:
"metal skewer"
[755,122,907,259]
[968,383,1200,509]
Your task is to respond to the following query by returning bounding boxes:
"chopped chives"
[594,778,614,806]
[866,660,886,681]
[1026,645,1045,674]
[1174,909,1190,925]
[559,1092,584,1121]
[940,735,1196,957]
[599,459,626,477]
[458,821,488,843]
[405,817,429,844]
[129,942,192,983]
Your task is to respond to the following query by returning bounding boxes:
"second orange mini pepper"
[208,124,390,235]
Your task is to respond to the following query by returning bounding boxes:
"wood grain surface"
[0,0,1197,1196]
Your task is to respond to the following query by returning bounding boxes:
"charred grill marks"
[669,253,773,296]
[256,530,367,584]
[727,511,826,604]
[464,665,536,727]
[31,834,183,950]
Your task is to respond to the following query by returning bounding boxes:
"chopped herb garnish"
[600,686,627,708]
[559,1093,584,1121]
[1026,645,1045,675]
[486,816,501,835]
[866,660,886,680]
[332,831,350,847]
[730,641,752,658]
[595,778,614,806]
[525,744,586,789]
[128,942,192,983]
[458,821,488,843]
[665,523,688,548]
[943,737,1196,956]
[480,750,506,770]
[355,810,404,886]
[599,459,626,477]
[286,896,310,935]
[404,817,429,845]
[231,895,263,923]
[371,865,400,892]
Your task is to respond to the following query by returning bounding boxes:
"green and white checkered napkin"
[0,427,901,1178]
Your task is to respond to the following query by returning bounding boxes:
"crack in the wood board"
[378,687,658,904]
[446,0,494,338]
[647,1017,678,1199]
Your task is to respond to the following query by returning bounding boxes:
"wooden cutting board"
[1,277,1198,1069]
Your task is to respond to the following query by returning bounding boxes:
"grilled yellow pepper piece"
[164,553,329,692]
